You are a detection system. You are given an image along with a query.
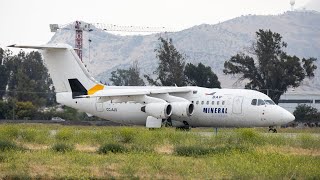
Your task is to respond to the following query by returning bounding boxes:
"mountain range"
[50,10,320,92]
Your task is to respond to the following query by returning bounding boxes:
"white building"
[278,91,320,113]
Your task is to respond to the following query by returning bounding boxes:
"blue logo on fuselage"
[203,107,227,114]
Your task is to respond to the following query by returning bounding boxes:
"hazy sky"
[0,0,311,47]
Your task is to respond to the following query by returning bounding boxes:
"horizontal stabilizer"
[8,44,70,50]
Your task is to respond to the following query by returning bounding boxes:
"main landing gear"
[268,126,277,133]
[176,121,191,131]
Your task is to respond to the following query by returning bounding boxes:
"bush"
[98,143,126,154]
[175,145,249,157]
[175,146,211,157]
[56,128,74,141]
[52,143,74,153]
[0,140,20,151]
[3,174,32,180]
[116,128,136,143]
[293,104,319,122]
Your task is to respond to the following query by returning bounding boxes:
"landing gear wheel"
[176,126,191,131]
[176,121,191,131]
[163,118,172,127]
[268,126,277,133]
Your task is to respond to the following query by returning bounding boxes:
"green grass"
[51,142,74,153]
[0,140,22,151]
[0,124,319,179]
[98,143,127,154]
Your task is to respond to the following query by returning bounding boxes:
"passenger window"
[196,101,199,105]
[206,101,209,105]
[222,101,225,105]
[251,99,257,105]
[212,101,214,105]
[257,99,265,106]
[217,101,220,105]
[201,101,204,105]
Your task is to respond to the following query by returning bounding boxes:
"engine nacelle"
[141,103,172,119]
[171,102,194,117]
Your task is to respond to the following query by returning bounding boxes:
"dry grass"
[75,144,98,152]
[29,164,53,177]
[155,144,174,154]
[23,143,48,150]
[17,143,99,153]
[103,163,121,177]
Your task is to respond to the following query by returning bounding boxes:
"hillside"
[50,11,320,91]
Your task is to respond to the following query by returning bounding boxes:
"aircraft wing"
[88,89,150,97]
[81,87,191,98]
[149,87,191,94]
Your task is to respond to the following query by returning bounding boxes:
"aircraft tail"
[8,44,104,96]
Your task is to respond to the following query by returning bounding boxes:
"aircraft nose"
[282,110,295,123]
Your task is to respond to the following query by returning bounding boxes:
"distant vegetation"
[224,29,317,104]
[0,48,92,120]
[0,49,54,106]
[294,104,320,123]
[109,61,145,86]
[111,37,221,88]
[0,124,319,179]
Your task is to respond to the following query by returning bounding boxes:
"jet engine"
[171,102,194,117]
[141,103,172,119]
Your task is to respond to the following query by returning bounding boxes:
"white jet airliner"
[9,44,295,132]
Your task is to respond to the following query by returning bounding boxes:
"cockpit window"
[251,99,257,105]
[265,100,275,105]
[257,99,265,106]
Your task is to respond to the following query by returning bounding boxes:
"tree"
[4,50,55,106]
[185,62,221,88]
[15,101,36,119]
[293,104,319,122]
[223,29,317,104]
[109,62,145,86]
[0,48,12,99]
[144,37,186,86]
[0,101,10,119]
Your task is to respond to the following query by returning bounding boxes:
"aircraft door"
[258,99,267,122]
[96,102,104,112]
[232,96,243,114]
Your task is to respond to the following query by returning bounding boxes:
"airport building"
[278,91,320,113]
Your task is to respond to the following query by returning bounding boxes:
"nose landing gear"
[268,126,277,133]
